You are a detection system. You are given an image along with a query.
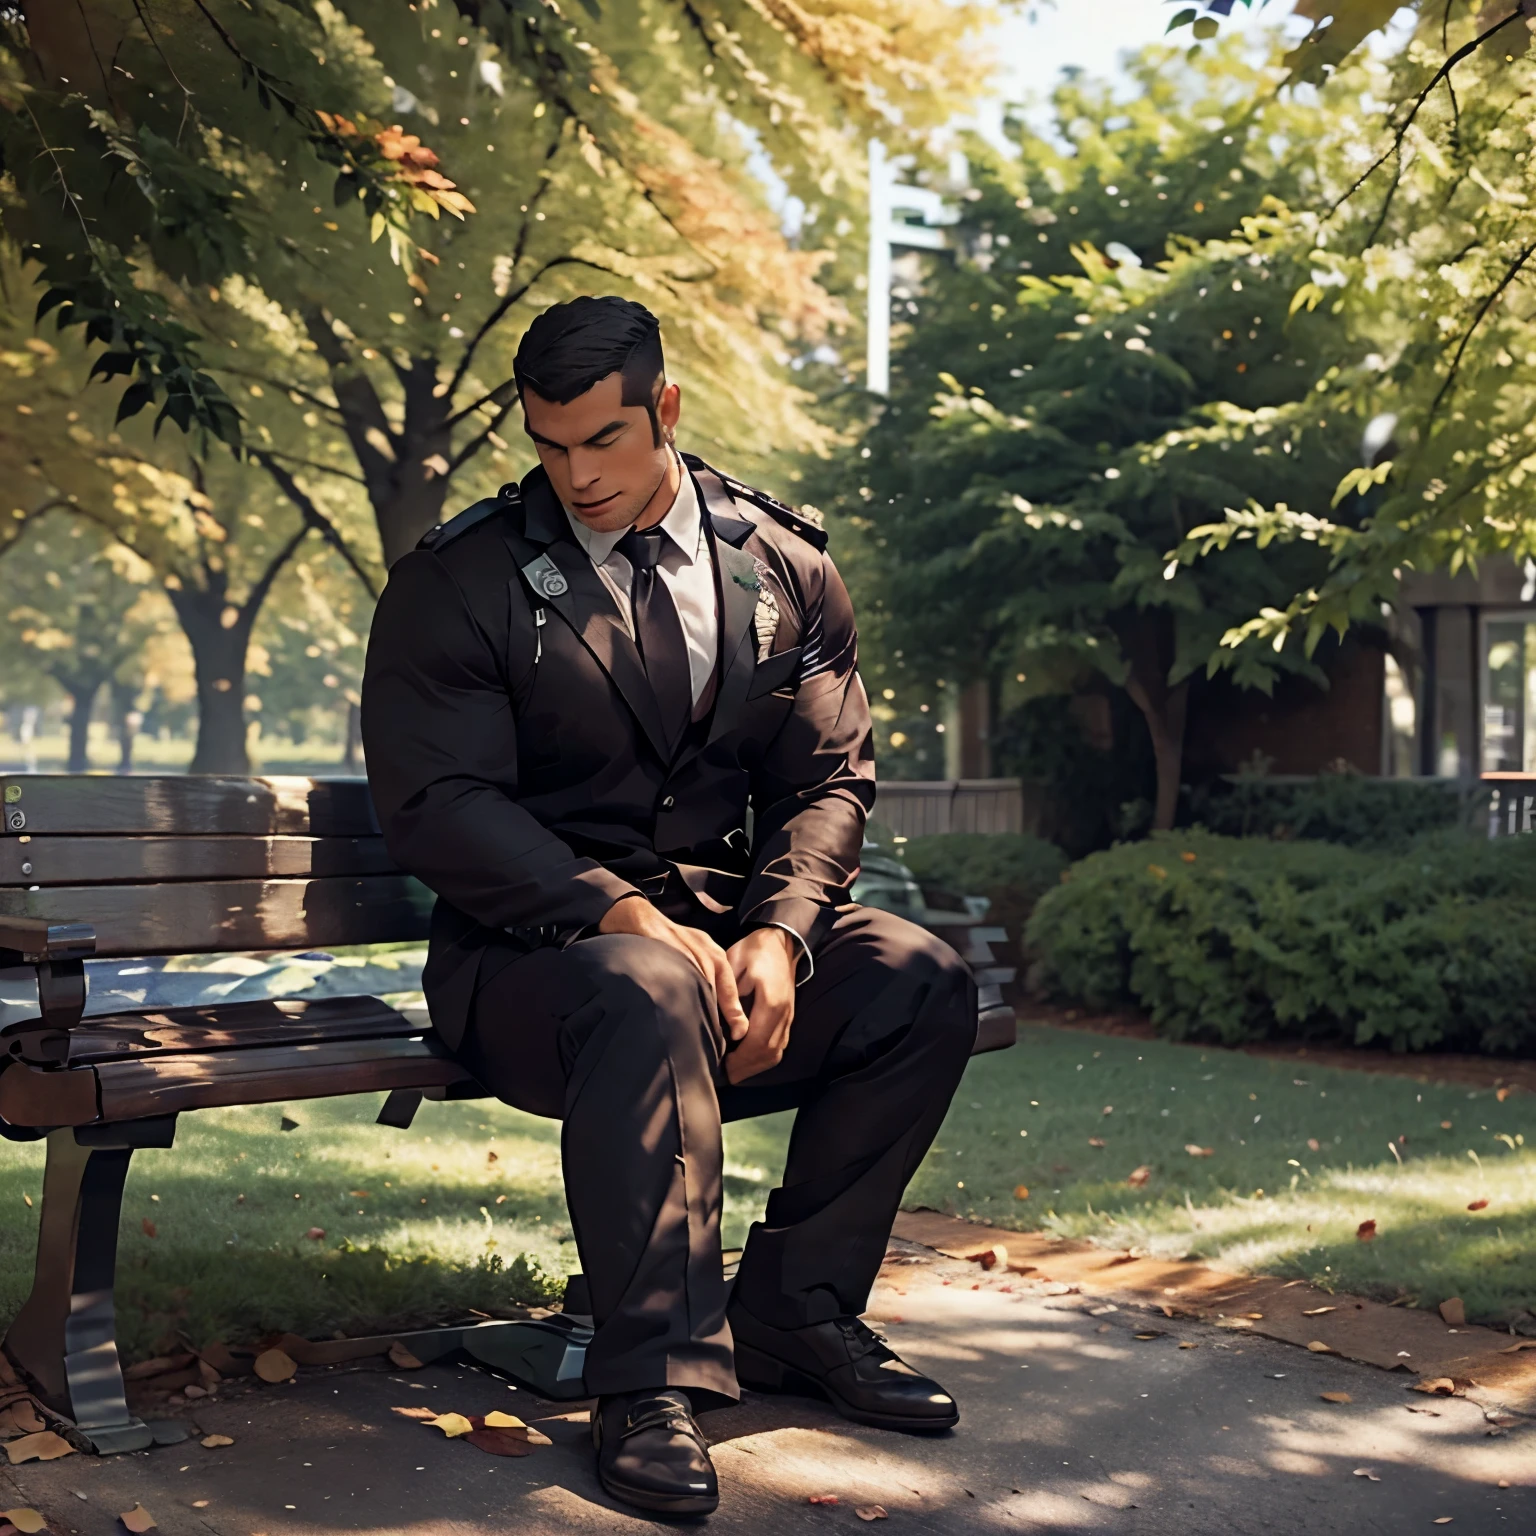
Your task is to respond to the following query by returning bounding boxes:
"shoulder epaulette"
[719,475,828,551]
[416,483,522,553]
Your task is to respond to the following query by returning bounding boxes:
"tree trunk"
[1116,611,1190,834]
[62,680,100,773]
[109,678,140,775]
[171,592,255,776]
[341,700,362,772]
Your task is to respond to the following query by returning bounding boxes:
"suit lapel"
[511,473,671,761]
[671,466,761,773]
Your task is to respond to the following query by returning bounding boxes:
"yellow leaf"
[118,1506,157,1533]
[2,1510,47,1534]
[1320,1392,1352,1404]
[426,1412,475,1437]
[1306,1341,1333,1353]
[482,1411,526,1430]
[200,1434,234,1449]
[4,1432,75,1465]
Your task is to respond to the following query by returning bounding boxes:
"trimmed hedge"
[1025,829,1536,1054]
[1188,774,1474,850]
[898,831,1068,913]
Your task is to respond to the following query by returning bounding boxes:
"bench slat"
[0,835,398,887]
[0,876,431,956]
[95,1037,473,1122]
[59,996,419,1064]
[0,776,379,837]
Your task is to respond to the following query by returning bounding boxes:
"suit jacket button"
[661,795,675,810]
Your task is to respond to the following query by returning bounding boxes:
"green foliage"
[818,38,1369,825]
[1189,772,1473,849]
[899,831,1067,912]
[1027,829,1536,1054]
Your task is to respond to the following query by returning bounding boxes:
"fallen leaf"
[465,1428,534,1457]
[0,1402,45,1437]
[1102,1105,1114,1116]
[200,1435,233,1449]
[1180,851,1196,863]
[1012,1184,1030,1200]
[349,1190,370,1198]
[304,1227,326,1242]
[425,1412,474,1438]
[1302,1306,1336,1317]
[191,1502,209,1510]
[280,1115,300,1131]
[1352,1468,1380,1482]
[2,1511,46,1534]
[1320,1392,1352,1404]
[855,1508,889,1522]
[118,1507,157,1533]
[252,1349,296,1384]
[140,1218,157,1239]
[1497,1340,1536,1354]
[1414,1378,1458,1396]
[1307,1138,1320,1151]
[1244,1313,1264,1320]
[808,1494,838,1505]
[5,1432,75,1465]
[1467,1199,1489,1212]
[1437,1298,1465,1327]
[1127,1166,1152,1187]
[1306,1341,1333,1354]
[1178,1341,1197,1349]
[391,1406,437,1420]
[1496,1087,1513,1102]
[1433,1520,1453,1525]
[1441,1121,1453,1130]
[1355,1219,1377,1242]
[1406,1405,1442,1416]
[1184,1145,1213,1157]
[1133,1333,1161,1341]
[481,1411,525,1430]
[387,1341,424,1370]
[976,1245,1007,1271]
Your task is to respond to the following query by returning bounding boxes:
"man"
[362,296,976,1518]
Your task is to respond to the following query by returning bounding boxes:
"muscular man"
[362,296,976,1517]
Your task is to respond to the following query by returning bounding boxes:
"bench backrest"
[0,775,429,957]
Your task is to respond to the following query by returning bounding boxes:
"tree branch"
[1427,237,1536,423]
[238,520,312,629]
[250,449,381,599]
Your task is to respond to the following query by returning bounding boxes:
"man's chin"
[570,498,638,534]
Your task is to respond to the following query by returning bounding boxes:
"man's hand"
[598,895,750,1044]
[722,926,799,1085]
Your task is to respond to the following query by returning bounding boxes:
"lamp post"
[866,140,956,396]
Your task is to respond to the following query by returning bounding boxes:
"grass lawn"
[2,1022,1533,1360]
[911,1022,1536,1326]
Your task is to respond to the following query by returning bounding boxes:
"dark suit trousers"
[457,903,977,1402]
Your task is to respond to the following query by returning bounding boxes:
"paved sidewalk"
[3,1242,1530,1535]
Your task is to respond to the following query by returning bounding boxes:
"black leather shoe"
[592,1388,719,1517]
[728,1303,959,1433]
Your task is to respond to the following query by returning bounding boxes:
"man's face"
[522,371,682,534]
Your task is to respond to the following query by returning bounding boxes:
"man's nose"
[568,447,602,488]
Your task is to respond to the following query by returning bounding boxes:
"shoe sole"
[592,1412,720,1517]
[733,1339,959,1434]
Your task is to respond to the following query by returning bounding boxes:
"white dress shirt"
[564,457,719,718]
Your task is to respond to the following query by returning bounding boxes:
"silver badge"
[522,553,569,601]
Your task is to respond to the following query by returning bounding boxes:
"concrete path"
[4,1242,1530,1535]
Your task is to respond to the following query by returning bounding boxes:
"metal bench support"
[4,1118,176,1454]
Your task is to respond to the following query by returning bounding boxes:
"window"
[1482,616,1536,772]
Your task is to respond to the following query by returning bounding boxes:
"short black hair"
[513,295,666,445]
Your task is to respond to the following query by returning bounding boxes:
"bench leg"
[3,1124,170,1454]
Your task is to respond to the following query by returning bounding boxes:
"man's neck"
[631,450,682,532]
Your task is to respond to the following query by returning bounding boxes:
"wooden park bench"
[0,775,1015,1455]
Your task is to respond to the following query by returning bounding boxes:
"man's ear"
[658,380,682,438]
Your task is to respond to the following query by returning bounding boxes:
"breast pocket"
[746,644,803,701]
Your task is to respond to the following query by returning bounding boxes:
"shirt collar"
[563,454,701,567]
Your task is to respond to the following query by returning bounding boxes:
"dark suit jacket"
[361,453,876,1048]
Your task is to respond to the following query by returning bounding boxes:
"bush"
[1188,774,1477,850]
[1025,829,1536,1053]
[895,833,1068,970]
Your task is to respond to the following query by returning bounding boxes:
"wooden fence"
[870,779,1028,839]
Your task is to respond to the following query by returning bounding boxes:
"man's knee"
[579,933,715,1049]
[852,909,978,1055]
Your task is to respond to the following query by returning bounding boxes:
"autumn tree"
[3,0,986,565]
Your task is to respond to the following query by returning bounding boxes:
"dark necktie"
[616,525,692,753]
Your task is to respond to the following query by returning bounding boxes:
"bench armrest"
[0,918,96,964]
